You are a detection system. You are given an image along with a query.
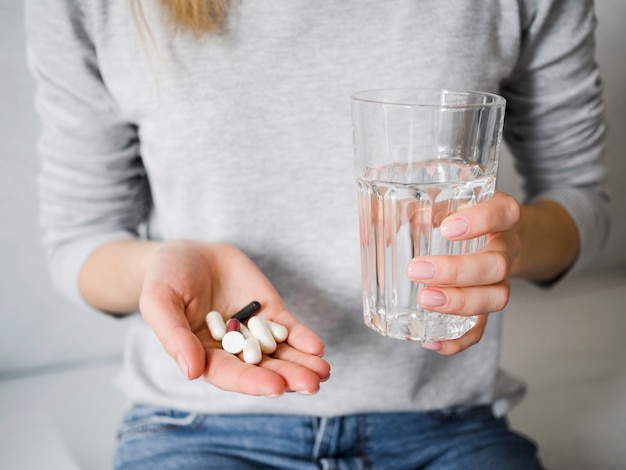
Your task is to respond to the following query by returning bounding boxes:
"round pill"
[206,311,227,341]
[264,319,288,342]
[242,337,262,365]
[222,331,245,354]
[247,316,277,354]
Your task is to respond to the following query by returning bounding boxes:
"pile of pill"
[205,301,288,365]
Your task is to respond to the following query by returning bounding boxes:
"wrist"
[512,200,580,283]
[79,238,165,314]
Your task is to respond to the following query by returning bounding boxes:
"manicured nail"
[407,261,436,280]
[422,341,443,351]
[176,354,190,379]
[420,289,447,307]
[441,218,469,238]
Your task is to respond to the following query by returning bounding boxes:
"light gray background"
[1,1,625,469]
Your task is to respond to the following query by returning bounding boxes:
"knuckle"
[455,290,468,313]
[506,197,522,225]
[441,256,459,283]
[442,344,461,356]
[442,287,465,313]
[508,231,522,262]
[493,285,510,311]
[490,252,510,280]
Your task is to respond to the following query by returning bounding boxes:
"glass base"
[365,308,477,342]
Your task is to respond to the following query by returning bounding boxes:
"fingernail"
[176,354,190,379]
[297,390,317,396]
[407,261,436,280]
[420,289,447,307]
[265,393,284,398]
[441,218,469,238]
[422,341,443,351]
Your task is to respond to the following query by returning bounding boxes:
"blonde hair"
[131,0,230,37]
[159,0,230,35]
[129,0,229,91]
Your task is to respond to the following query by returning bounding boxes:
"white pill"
[264,320,288,342]
[247,316,277,354]
[239,322,253,339]
[222,331,245,354]
[206,311,227,341]
[242,337,262,365]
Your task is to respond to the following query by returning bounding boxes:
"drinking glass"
[352,88,506,342]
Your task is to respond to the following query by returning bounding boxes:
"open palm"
[139,241,330,397]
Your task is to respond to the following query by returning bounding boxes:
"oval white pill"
[242,337,262,365]
[247,316,277,354]
[239,323,253,339]
[206,311,227,341]
[264,320,288,342]
[222,331,245,354]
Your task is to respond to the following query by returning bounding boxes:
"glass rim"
[351,88,506,109]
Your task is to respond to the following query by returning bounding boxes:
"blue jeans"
[114,404,544,469]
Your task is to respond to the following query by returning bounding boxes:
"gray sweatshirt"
[26,0,608,416]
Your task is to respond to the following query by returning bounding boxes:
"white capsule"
[221,331,245,354]
[206,311,227,341]
[239,322,253,339]
[247,316,277,354]
[242,337,263,365]
[264,319,288,342]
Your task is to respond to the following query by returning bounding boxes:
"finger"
[418,282,510,316]
[422,314,489,356]
[440,192,521,240]
[203,348,288,396]
[258,352,326,395]
[200,331,329,396]
[140,281,206,380]
[271,342,331,382]
[407,250,510,286]
[266,309,326,357]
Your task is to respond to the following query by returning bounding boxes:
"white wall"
[1,0,625,376]
[0,1,129,376]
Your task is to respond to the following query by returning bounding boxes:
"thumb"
[168,324,206,380]
[139,284,206,380]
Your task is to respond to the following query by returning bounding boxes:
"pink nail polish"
[422,341,443,351]
[420,289,447,307]
[441,218,469,238]
[407,261,436,280]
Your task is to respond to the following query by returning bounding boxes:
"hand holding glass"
[351,89,506,342]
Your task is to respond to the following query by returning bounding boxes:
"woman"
[26,0,608,468]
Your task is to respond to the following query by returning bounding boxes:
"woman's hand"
[406,191,522,355]
[80,239,329,397]
[138,241,330,397]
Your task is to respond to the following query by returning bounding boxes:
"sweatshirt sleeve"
[500,0,610,280]
[25,0,152,306]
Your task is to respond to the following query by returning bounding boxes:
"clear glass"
[351,89,506,342]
